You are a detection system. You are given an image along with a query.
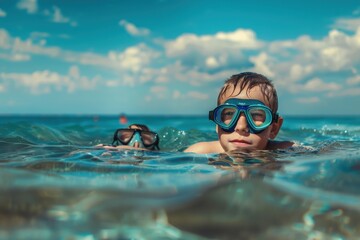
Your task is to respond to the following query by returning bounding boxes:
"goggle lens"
[217,106,237,127]
[248,108,268,127]
[140,131,158,146]
[117,129,136,144]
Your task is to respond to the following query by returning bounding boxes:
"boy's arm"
[95,144,150,151]
[184,141,222,154]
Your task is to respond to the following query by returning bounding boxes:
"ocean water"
[0,115,360,240]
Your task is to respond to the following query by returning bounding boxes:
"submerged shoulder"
[184,141,223,154]
[267,140,295,150]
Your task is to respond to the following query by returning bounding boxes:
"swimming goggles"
[112,129,160,150]
[209,98,278,133]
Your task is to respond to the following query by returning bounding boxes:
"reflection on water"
[0,115,360,239]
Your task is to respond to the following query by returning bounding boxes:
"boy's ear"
[269,116,283,139]
[216,125,219,134]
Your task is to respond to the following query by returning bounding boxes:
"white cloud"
[119,20,150,36]
[2,14,360,100]
[289,78,342,93]
[150,85,167,98]
[0,29,10,49]
[332,18,360,32]
[1,71,69,94]
[68,65,80,79]
[328,88,360,97]
[187,91,209,100]
[154,67,169,83]
[17,1,77,26]
[16,1,77,26]
[288,64,314,82]
[303,78,342,92]
[52,6,69,23]
[150,85,167,93]
[1,31,32,58]
[205,56,219,68]
[156,61,233,86]
[169,89,211,100]
[347,75,360,85]
[215,29,260,46]
[0,29,160,87]
[172,90,181,99]
[0,29,57,58]
[108,44,159,72]
[0,84,5,92]
[13,37,60,57]
[17,0,38,14]
[249,52,275,78]
[296,97,320,104]
[63,51,111,68]
[164,28,263,70]
[320,46,349,70]
[105,80,119,87]
[30,32,50,40]
[0,66,99,94]
[260,27,360,94]
[44,6,77,26]
[0,8,6,17]
[101,44,164,86]
[0,53,31,61]
[0,31,154,89]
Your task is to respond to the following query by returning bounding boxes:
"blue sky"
[0,0,360,115]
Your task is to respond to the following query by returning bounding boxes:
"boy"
[97,123,160,151]
[185,72,293,154]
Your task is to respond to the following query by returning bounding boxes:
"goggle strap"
[112,129,121,146]
[273,113,279,123]
[153,143,160,150]
[145,135,160,149]
[208,110,214,121]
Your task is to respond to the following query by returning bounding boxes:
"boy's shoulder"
[184,141,224,154]
[266,140,294,150]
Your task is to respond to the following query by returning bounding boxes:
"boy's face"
[216,84,282,152]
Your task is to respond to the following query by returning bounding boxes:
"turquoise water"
[1,115,360,239]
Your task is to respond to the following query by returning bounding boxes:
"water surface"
[0,115,359,239]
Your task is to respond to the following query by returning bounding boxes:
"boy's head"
[217,72,278,112]
[128,124,150,131]
[212,72,283,151]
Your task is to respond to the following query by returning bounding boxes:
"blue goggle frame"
[112,129,160,150]
[209,98,278,133]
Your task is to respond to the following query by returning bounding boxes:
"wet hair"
[127,123,160,150]
[217,72,278,113]
[128,124,150,131]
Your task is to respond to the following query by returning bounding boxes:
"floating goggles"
[112,129,160,150]
[209,98,278,133]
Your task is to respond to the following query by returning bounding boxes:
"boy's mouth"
[229,139,252,147]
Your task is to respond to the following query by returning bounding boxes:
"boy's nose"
[234,113,249,134]
[132,141,140,148]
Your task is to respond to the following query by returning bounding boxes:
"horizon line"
[1,113,359,117]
